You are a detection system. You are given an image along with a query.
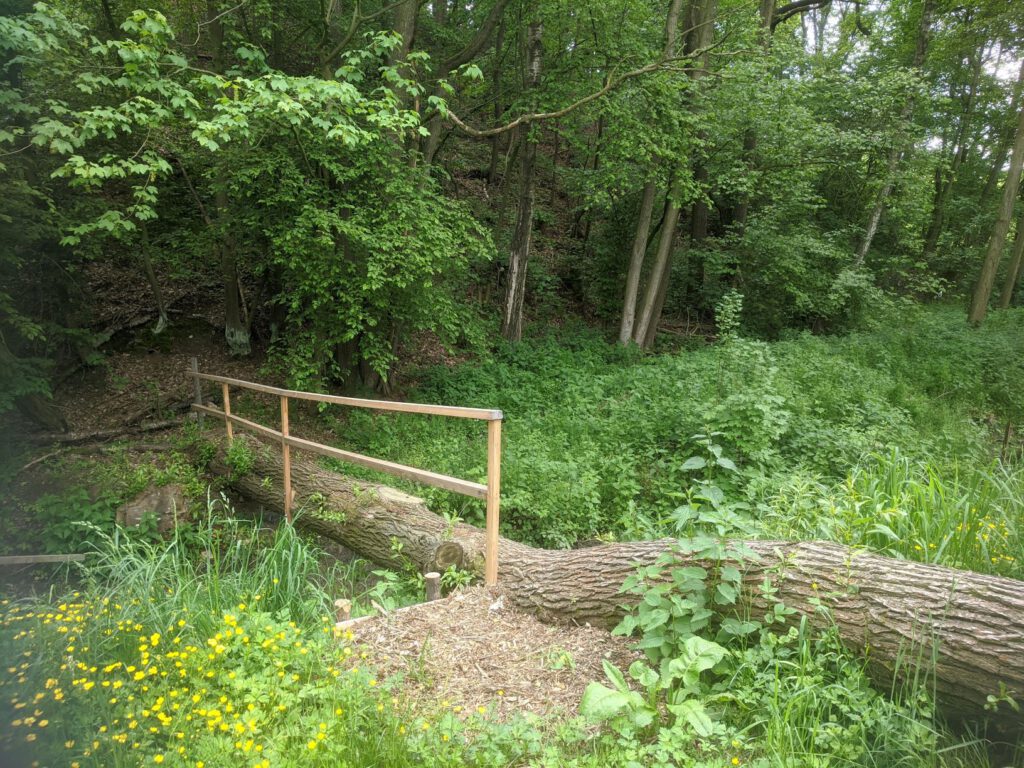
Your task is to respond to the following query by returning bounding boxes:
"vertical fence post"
[190,357,204,426]
[221,382,233,443]
[485,417,502,586]
[280,395,292,522]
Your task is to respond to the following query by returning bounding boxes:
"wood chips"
[351,586,639,720]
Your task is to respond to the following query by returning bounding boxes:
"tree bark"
[633,194,681,346]
[968,100,1024,325]
[619,183,658,344]
[997,200,1024,309]
[981,60,1024,207]
[500,21,543,342]
[213,434,1024,730]
[208,3,250,356]
[139,224,169,335]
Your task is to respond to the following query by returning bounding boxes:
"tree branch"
[445,40,728,139]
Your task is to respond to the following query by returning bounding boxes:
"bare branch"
[444,35,730,139]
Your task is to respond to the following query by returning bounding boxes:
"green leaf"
[579,683,636,722]
[681,456,707,471]
[667,699,714,737]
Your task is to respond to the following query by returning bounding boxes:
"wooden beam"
[190,405,282,441]
[189,404,487,499]
[0,554,86,566]
[281,395,292,522]
[187,370,502,421]
[190,357,204,426]
[221,382,233,443]
[485,419,502,585]
[283,433,488,499]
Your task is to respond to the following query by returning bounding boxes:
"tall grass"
[759,451,1024,578]
[77,494,340,643]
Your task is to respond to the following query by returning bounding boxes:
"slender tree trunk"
[981,60,1024,206]
[634,0,716,345]
[633,192,681,345]
[500,21,543,342]
[616,0,685,344]
[486,19,507,185]
[389,0,418,67]
[619,183,658,344]
[998,203,1024,309]
[732,130,758,228]
[214,434,1024,731]
[813,2,829,56]
[139,224,168,335]
[855,0,933,265]
[968,102,1024,325]
[433,0,447,25]
[207,2,250,355]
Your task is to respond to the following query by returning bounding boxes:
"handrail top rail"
[189,370,503,421]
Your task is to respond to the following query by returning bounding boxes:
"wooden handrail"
[190,371,503,421]
[189,363,503,585]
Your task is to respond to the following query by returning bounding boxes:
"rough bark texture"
[633,195,681,345]
[215,435,1024,729]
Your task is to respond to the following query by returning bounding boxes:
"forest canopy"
[1,0,1023,405]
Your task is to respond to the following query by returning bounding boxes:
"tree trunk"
[616,0,686,344]
[619,183,658,344]
[633,193,681,346]
[500,20,543,343]
[981,60,1024,207]
[213,434,1024,730]
[139,224,169,335]
[968,101,1024,325]
[634,0,716,345]
[854,0,933,265]
[215,180,250,355]
[997,200,1024,309]
[208,4,250,356]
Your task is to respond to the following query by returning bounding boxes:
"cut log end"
[433,541,465,572]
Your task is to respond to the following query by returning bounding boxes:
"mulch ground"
[352,586,639,720]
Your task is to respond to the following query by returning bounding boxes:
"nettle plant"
[582,445,764,739]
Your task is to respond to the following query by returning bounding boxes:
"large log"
[214,435,1024,729]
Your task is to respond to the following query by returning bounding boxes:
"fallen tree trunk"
[214,435,1024,729]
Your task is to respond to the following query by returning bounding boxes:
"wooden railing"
[188,359,504,585]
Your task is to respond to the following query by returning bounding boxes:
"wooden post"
[190,357,204,426]
[281,395,292,522]
[221,382,233,443]
[424,572,441,601]
[485,418,502,586]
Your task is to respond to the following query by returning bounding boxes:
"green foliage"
[337,308,1023,561]
[29,488,119,555]
[225,438,256,478]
